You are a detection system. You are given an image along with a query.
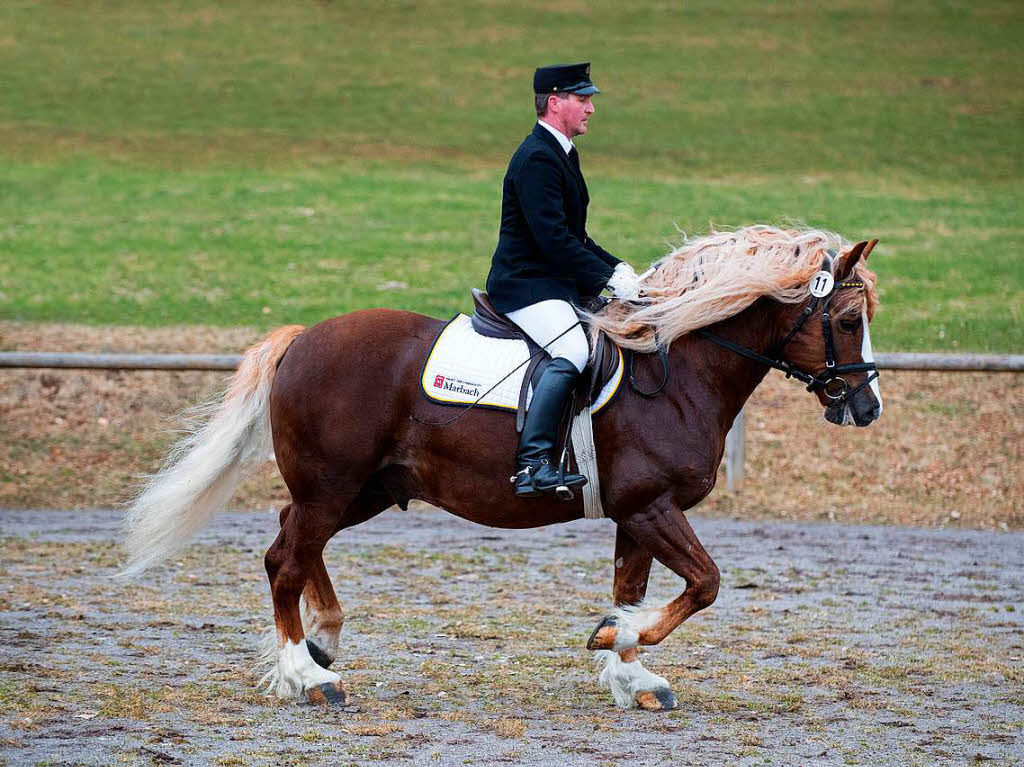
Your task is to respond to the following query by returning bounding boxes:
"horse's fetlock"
[317,606,344,631]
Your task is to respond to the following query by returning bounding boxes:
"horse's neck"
[669,301,780,435]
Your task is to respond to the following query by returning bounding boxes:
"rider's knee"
[551,330,590,373]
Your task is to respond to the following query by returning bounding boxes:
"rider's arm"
[583,235,619,268]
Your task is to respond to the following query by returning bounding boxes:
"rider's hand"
[606,262,641,300]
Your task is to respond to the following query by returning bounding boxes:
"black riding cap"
[533,62,600,95]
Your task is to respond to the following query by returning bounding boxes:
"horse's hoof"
[306,639,333,669]
[305,681,348,707]
[586,615,619,651]
[635,687,677,712]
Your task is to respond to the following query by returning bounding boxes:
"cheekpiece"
[533,62,600,95]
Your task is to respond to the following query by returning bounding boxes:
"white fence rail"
[0,352,243,370]
[2,350,1022,492]
[2,351,1022,372]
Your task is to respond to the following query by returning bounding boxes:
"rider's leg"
[506,300,590,497]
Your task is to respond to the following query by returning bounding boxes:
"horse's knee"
[274,563,307,597]
[692,560,720,609]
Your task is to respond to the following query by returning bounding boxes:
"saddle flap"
[586,331,622,408]
[468,290,624,417]
[471,289,524,340]
[421,313,623,416]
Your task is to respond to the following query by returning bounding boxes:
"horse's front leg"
[587,500,720,708]
[591,526,678,711]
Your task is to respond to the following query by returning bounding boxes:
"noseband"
[694,252,879,410]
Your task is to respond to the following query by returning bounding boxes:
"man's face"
[551,93,595,138]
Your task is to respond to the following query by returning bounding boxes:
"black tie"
[568,146,580,171]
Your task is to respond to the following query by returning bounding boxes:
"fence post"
[725,408,745,492]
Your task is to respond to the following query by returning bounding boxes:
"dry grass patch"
[490,716,527,739]
[344,723,402,737]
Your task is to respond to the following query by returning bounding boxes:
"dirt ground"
[1,506,1022,766]
[2,321,1022,529]
[2,322,1022,764]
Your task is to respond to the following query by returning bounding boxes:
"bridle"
[693,252,879,410]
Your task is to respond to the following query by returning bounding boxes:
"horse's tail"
[117,324,305,580]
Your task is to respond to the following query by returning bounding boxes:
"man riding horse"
[486,62,642,499]
[118,63,884,712]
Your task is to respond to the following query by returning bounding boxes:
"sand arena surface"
[0,507,1022,766]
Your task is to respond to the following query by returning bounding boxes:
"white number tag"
[809,271,834,297]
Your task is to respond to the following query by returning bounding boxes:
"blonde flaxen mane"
[588,225,878,352]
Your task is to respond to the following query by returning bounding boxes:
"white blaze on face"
[861,309,883,414]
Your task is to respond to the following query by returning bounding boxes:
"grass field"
[2,0,1022,351]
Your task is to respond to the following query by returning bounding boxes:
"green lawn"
[1,0,1021,351]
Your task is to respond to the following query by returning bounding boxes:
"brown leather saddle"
[470,289,622,431]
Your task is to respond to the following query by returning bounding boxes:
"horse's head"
[778,239,882,427]
[586,225,884,428]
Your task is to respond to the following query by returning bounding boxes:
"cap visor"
[572,84,600,95]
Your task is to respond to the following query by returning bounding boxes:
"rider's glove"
[606,262,641,300]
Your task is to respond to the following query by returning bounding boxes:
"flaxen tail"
[117,325,305,579]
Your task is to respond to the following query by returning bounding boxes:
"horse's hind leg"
[262,485,392,701]
[591,526,678,711]
[275,504,344,670]
[301,557,344,669]
[300,479,394,673]
[262,502,346,700]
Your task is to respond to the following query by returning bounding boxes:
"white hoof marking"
[609,601,662,650]
[257,637,340,698]
[595,650,671,709]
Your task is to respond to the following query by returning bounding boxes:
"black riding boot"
[512,357,588,499]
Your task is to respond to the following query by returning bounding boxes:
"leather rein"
[694,254,878,409]
[629,252,879,410]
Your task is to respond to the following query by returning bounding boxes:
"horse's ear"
[838,240,872,276]
[862,238,878,261]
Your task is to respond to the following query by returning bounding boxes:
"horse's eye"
[838,318,861,333]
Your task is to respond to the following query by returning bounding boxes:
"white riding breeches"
[506,299,589,373]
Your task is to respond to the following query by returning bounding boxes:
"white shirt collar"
[537,119,574,154]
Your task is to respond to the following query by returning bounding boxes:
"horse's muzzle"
[825,386,881,427]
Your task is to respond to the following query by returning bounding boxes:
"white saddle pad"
[421,314,623,414]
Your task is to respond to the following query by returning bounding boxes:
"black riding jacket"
[486,123,620,314]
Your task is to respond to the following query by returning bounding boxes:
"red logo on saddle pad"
[434,375,445,388]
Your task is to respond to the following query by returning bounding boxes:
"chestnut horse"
[120,226,882,711]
